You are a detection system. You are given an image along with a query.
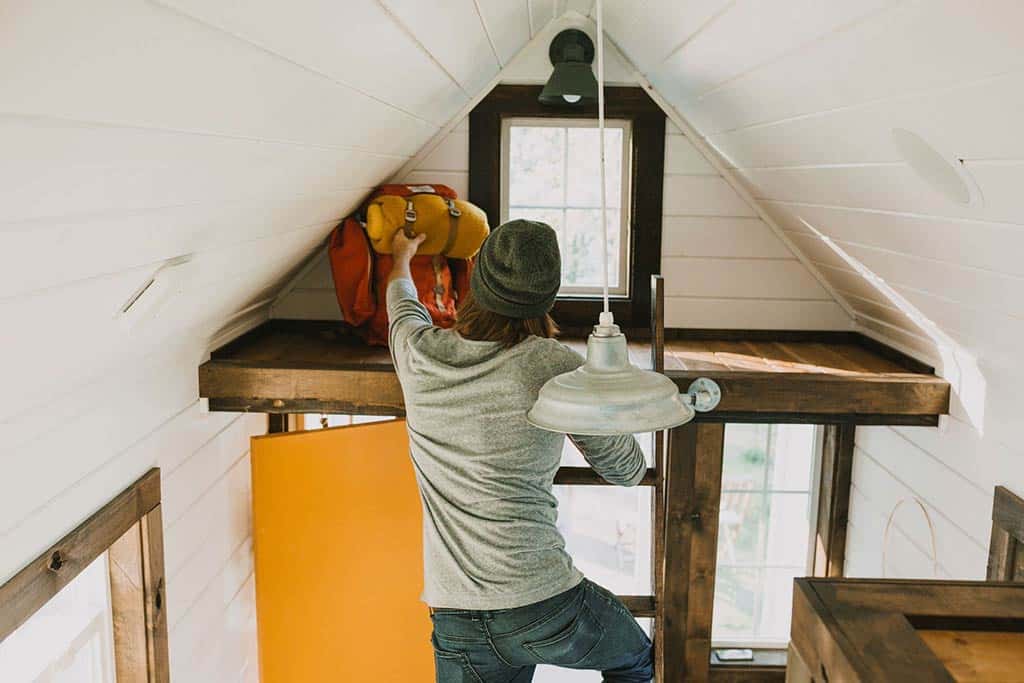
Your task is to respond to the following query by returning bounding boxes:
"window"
[713,424,821,649]
[502,118,632,296]
[0,553,116,682]
[469,85,666,329]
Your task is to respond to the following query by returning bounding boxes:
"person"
[387,219,654,683]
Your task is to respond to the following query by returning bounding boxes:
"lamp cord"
[596,0,609,317]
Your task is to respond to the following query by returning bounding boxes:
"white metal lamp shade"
[527,328,695,435]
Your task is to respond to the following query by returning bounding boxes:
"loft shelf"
[199,321,949,425]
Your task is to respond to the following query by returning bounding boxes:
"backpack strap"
[440,198,461,256]
[402,199,418,238]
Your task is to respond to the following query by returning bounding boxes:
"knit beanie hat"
[470,219,561,319]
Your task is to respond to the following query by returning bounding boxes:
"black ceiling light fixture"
[538,29,598,106]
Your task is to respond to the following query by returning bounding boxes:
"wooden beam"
[988,485,1024,582]
[709,665,786,682]
[554,467,656,486]
[815,424,855,577]
[0,469,161,644]
[650,274,667,683]
[620,595,656,618]
[109,522,148,682]
[666,371,950,417]
[107,504,170,683]
[662,422,726,683]
[141,504,170,683]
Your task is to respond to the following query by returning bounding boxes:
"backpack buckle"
[446,199,461,218]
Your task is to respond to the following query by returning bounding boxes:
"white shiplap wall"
[1,1,538,680]
[603,0,1024,578]
[273,12,848,330]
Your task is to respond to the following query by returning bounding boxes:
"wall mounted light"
[539,29,598,106]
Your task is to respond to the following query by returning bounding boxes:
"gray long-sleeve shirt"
[387,278,645,609]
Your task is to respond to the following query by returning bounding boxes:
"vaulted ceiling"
[5,0,1022,430]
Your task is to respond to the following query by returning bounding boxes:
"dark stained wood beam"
[988,485,1024,582]
[553,467,656,486]
[662,422,726,683]
[709,665,786,682]
[815,424,856,577]
[665,370,949,417]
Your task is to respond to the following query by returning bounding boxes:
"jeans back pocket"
[523,602,606,667]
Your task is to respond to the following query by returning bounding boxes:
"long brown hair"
[454,289,558,348]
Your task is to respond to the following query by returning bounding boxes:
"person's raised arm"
[568,433,646,486]
[386,229,430,352]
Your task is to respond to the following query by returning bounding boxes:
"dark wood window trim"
[0,469,169,682]
[469,84,666,329]
[988,484,1024,581]
[813,424,855,578]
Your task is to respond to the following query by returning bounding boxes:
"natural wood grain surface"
[662,423,726,683]
[0,469,161,644]
[989,486,1024,582]
[919,630,1024,682]
[815,424,855,577]
[199,321,950,420]
[793,578,1024,683]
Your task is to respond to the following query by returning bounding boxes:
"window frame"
[470,85,666,330]
[500,116,633,297]
[0,469,169,682]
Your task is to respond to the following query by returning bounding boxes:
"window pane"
[566,127,623,207]
[554,485,652,595]
[508,126,565,207]
[563,209,620,288]
[0,553,116,682]
[714,424,817,647]
[713,567,760,641]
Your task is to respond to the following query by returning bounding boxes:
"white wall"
[2,1,545,680]
[273,12,848,330]
[599,0,1024,579]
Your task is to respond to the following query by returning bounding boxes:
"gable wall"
[273,13,848,330]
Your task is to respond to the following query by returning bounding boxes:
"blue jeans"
[430,579,653,682]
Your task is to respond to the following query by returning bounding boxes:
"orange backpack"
[328,185,477,347]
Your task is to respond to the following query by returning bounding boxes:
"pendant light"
[527,0,721,435]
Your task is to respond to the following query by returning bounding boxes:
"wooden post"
[650,274,667,683]
[662,422,726,682]
[814,424,855,577]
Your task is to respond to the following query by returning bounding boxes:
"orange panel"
[251,420,433,682]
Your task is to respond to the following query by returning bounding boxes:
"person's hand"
[392,228,427,263]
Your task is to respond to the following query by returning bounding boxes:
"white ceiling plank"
[0,118,396,224]
[475,0,532,66]
[772,202,1024,279]
[598,0,734,75]
[652,0,894,100]
[663,176,758,218]
[0,0,436,154]
[155,0,468,125]
[528,0,557,36]
[743,163,1024,227]
[711,72,1024,169]
[381,0,501,95]
[672,0,1024,135]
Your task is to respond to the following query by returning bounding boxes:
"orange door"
[251,419,433,682]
